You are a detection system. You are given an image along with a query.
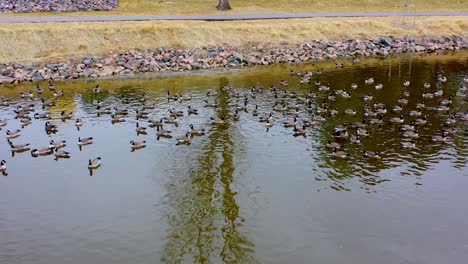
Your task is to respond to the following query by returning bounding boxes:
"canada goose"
[356,128,370,137]
[60,111,73,120]
[415,102,426,109]
[78,137,93,145]
[9,142,30,152]
[352,119,367,129]
[363,150,381,159]
[204,100,219,108]
[20,91,34,99]
[464,76,468,84]
[233,109,241,121]
[329,107,339,115]
[280,80,288,87]
[391,105,403,113]
[434,89,443,97]
[335,62,343,68]
[375,83,383,90]
[432,132,448,143]
[0,160,6,172]
[164,116,178,125]
[314,78,321,86]
[88,157,101,169]
[403,80,410,87]
[265,118,274,128]
[54,148,70,159]
[96,106,111,115]
[252,105,259,116]
[332,148,349,159]
[259,112,273,122]
[169,109,184,117]
[210,116,225,125]
[399,122,415,132]
[350,135,361,144]
[401,129,419,139]
[414,116,428,126]
[318,84,330,92]
[0,119,7,127]
[143,102,155,110]
[326,140,342,149]
[334,122,347,133]
[113,107,128,115]
[409,108,422,116]
[369,115,384,125]
[53,90,64,97]
[135,123,147,134]
[341,90,352,99]
[351,83,358,89]
[444,115,456,126]
[334,129,349,140]
[293,125,307,137]
[397,96,408,105]
[365,78,374,85]
[389,115,404,124]
[136,110,148,119]
[424,83,431,89]
[400,139,416,149]
[363,93,373,101]
[176,132,192,145]
[205,90,218,96]
[187,106,199,115]
[376,106,387,115]
[6,129,20,139]
[75,118,84,127]
[403,90,410,97]
[189,124,205,136]
[422,91,434,99]
[435,103,450,112]
[93,84,101,94]
[130,140,146,149]
[20,117,32,126]
[36,84,43,94]
[111,114,125,123]
[48,80,55,91]
[156,126,172,138]
[437,75,447,83]
[31,147,54,156]
[49,140,66,148]
[180,94,192,101]
[344,109,357,116]
[440,96,452,106]
[328,94,337,101]
[443,127,457,135]
[44,121,58,133]
[149,118,163,128]
[34,112,51,119]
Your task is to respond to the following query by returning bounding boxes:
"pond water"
[0,52,467,264]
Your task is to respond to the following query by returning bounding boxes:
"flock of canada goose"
[0,69,467,176]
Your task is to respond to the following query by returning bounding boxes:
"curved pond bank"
[1,36,466,85]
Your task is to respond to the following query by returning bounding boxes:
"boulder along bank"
[0,0,118,13]
[0,36,466,85]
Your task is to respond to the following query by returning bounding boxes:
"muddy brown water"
[0,52,467,264]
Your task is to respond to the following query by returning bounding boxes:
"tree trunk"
[217,0,231,10]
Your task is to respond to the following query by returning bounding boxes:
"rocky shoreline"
[0,0,118,13]
[0,36,466,85]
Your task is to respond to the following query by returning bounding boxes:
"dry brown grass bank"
[3,0,468,17]
[1,16,467,63]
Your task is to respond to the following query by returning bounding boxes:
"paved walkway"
[0,11,467,23]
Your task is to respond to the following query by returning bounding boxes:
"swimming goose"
[422,91,434,99]
[334,122,347,133]
[20,91,34,99]
[329,107,339,116]
[31,147,54,156]
[435,103,450,112]
[6,129,21,139]
[369,115,384,125]
[54,148,70,159]
[149,118,163,128]
[365,78,374,85]
[143,102,156,110]
[444,115,456,126]
[442,127,457,136]
[187,106,199,115]
[341,90,352,99]
[397,96,408,105]
[424,83,431,89]
[434,89,444,97]
[332,148,349,159]
[440,96,452,106]
[156,126,172,138]
[432,132,448,143]
[45,122,58,133]
[34,112,51,119]
[93,84,101,94]
[0,119,7,127]
[352,119,367,129]
[356,128,370,137]
[437,75,447,83]
[204,100,219,108]
[49,140,66,148]
[415,102,426,109]
[400,139,416,149]
[130,140,146,149]
[0,160,6,172]
[389,115,404,124]
[399,122,415,132]
[233,109,241,121]
[53,90,64,97]
[111,114,125,123]
[20,117,32,126]
[96,106,112,115]
[403,90,410,97]
[318,84,330,92]
[409,108,422,116]
[414,116,428,126]
[363,150,381,159]
[293,125,307,137]
[36,84,43,94]
[334,129,349,140]
[60,111,73,120]
[75,118,84,127]
[78,137,93,145]
[265,118,275,128]
[376,106,387,115]
[9,142,30,152]
[210,116,225,125]
[169,109,184,117]
[252,105,259,116]
[344,109,357,116]
[401,129,419,139]
[113,107,128,115]
[48,80,55,91]
[164,116,178,125]
[375,83,383,90]
[326,140,342,149]
[351,83,358,89]
[280,80,288,87]
[363,93,373,101]
[464,76,468,84]
[176,132,192,145]
[88,157,101,169]
[189,124,205,136]
[259,112,273,122]
[136,110,148,119]
[350,135,361,144]
[136,123,147,134]
[403,80,410,87]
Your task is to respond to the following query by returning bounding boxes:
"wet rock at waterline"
[0,0,118,13]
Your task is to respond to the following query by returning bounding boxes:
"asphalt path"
[0,11,467,23]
